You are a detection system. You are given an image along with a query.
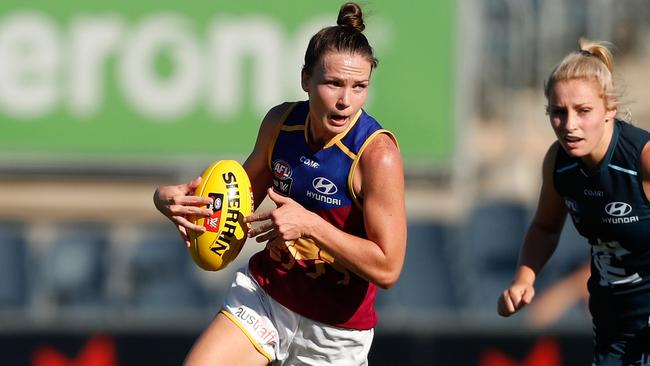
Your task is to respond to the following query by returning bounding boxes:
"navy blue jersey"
[554,120,650,330]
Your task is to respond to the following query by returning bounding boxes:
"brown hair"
[302,2,378,77]
[544,38,619,111]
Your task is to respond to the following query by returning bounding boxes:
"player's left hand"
[245,188,319,243]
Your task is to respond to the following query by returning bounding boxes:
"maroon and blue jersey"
[249,101,396,330]
[554,120,650,331]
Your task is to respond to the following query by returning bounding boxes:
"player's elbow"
[372,247,406,289]
[374,268,402,289]
[376,279,396,290]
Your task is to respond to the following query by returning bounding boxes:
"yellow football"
[188,160,254,271]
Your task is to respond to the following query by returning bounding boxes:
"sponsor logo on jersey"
[583,189,604,197]
[204,192,224,232]
[307,177,341,205]
[605,202,632,216]
[306,190,341,205]
[312,177,337,195]
[299,155,320,168]
[602,201,638,224]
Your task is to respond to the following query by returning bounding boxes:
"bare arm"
[242,102,294,209]
[313,134,406,288]
[498,142,568,316]
[246,134,407,289]
[640,141,650,201]
[525,261,590,327]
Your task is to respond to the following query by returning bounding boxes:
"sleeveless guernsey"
[248,101,395,330]
[554,120,650,330]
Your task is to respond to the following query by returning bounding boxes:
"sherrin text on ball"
[188,160,254,271]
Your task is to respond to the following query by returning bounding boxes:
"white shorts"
[221,267,374,366]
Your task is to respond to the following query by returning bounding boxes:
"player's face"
[547,78,617,167]
[302,51,372,146]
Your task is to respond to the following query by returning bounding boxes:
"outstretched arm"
[525,261,590,327]
[498,142,568,316]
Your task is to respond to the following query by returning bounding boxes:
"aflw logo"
[206,217,219,230]
[603,201,637,224]
[204,192,224,232]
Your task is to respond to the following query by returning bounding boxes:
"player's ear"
[301,70,310,92]
[605,96,617,121]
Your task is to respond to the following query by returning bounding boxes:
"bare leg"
[184,312,270,366]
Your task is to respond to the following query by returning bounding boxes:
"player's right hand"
[497,283,535,317]
[153,177,213,246]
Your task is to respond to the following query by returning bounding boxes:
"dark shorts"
[593,325,650,365]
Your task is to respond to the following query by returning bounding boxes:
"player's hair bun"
[337,2,365,32]
[578,37,615,74]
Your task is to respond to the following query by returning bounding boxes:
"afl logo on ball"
[204,193,224,232]
[208,193,224,212]
[605,202,632,217]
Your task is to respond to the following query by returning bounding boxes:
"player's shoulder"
[640,136,650,177]
[359,133,402,172]
[264,102,295,124]
[541,141,562,177]
[618,121,650,161]
[544,141,562,161]
[620,119,650,138]
[258,102,295,133]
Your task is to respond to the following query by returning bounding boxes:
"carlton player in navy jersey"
[153,2,406,365]
[498,38,650,364]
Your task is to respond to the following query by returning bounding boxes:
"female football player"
[154,2,406,365]
[498,38,650,364]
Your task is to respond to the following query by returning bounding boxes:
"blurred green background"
[0,1,454,165]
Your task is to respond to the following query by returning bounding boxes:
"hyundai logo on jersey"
[306,177,341,205]
[605,202,633,217]
[312,177,338,195]
[603,201,638,224]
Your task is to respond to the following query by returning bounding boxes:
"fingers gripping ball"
[188,160,254,271]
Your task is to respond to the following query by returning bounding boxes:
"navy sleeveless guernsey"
[248,101,396,330]
[554,120,650,330]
